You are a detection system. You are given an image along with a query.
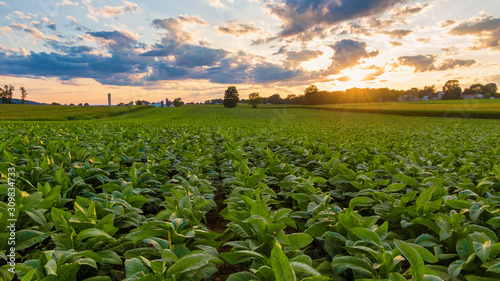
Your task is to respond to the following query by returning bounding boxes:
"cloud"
[397,54,436,72]
[0,1,7,6]
[391,3,429,19]
[381,29,413,38]
[270,0,405,38]
[437,59,476,71]
[31,18,57,31]
[145,15,209,54]
[12,11,32,20]
[58,0,78,6]
[326,39,379,74]
[174,45,228,67]
[337,76,351,82]
[19,47,28,57]
[252,62,304,83]
[441,19,456,28]
[362,66,385,81]
[389,41,403,47]
[85,30,142,52]
[87,14,99,22]
[206,0,225,8]
[84,0,139,19]
[284,49,323,68]
[0,51,151,84]
[449,15,500,50]
[217,21,262,36]
[11,23,46,40]
[416,37,430,43]
[397,55,476,72]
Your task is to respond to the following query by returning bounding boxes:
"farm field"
[306,99,500,119]
[1,107,500,280]
[0,105,152,121]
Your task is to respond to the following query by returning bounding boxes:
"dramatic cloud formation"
[398,55,437,72]
[326,39,379,74]
[270,0,405,37]
[449,15,500,50]
[0,0,498,104]
[398,55,476,72]
[284,49,323,68]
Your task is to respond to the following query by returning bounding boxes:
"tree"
[248,92,261,108]
[135,100,149,105]
[469,83,484,94]
[7,85,13,104]
[484,83,498,98]
[20,87,28,104]
[267,93,282,104]
[84,103,89,106]
[0,86,6,104]
[173,98,184,107]
[304,85,318,95]
[417,85,435,99]
[442,80,462,100]
[302,85,320,105]
[223,86,239,108]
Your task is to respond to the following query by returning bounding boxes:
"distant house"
[463,93,484,100]
[398,94,418,102]
[422,96,429,101]
[437,91,445,100]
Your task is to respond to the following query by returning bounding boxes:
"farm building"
[463,93,484,99]
[398,94,418,102]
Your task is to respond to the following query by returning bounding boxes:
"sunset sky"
[0,0,499,105]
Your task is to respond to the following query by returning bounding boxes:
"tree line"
[221,80,499,108]
[1,85,29,104]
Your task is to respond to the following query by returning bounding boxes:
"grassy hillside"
[0,104,152,121]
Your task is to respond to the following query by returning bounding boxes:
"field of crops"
[1,107,500,281]
[306,99,500,119]
[0,105,152,121]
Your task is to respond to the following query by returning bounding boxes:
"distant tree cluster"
[135,100,149,105]
[301,86,407,105]
[173,98,184,107]
[1,85,29,104]
[463,83,498,99]
[300,80,498,105]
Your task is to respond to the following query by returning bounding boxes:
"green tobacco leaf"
[331,256,375,278]
[394,174,419,187]
[349,197,374,210]
[394,240,426,281]
[271,241,296,281]
[75,228,116,245]
[287,233,314,250]
[227,272,260,281]
[448,260,465,278]
[350,227,382,246]
[290,261,321,276]
[446,199,473,210]
[473,240,491,263]
[166,253,213,278]
[20,269,37,281]
[125,258,149,278]
[385,183,407,192]
[487,261,500,273]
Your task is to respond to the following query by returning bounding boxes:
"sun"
[340,67,370,85]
